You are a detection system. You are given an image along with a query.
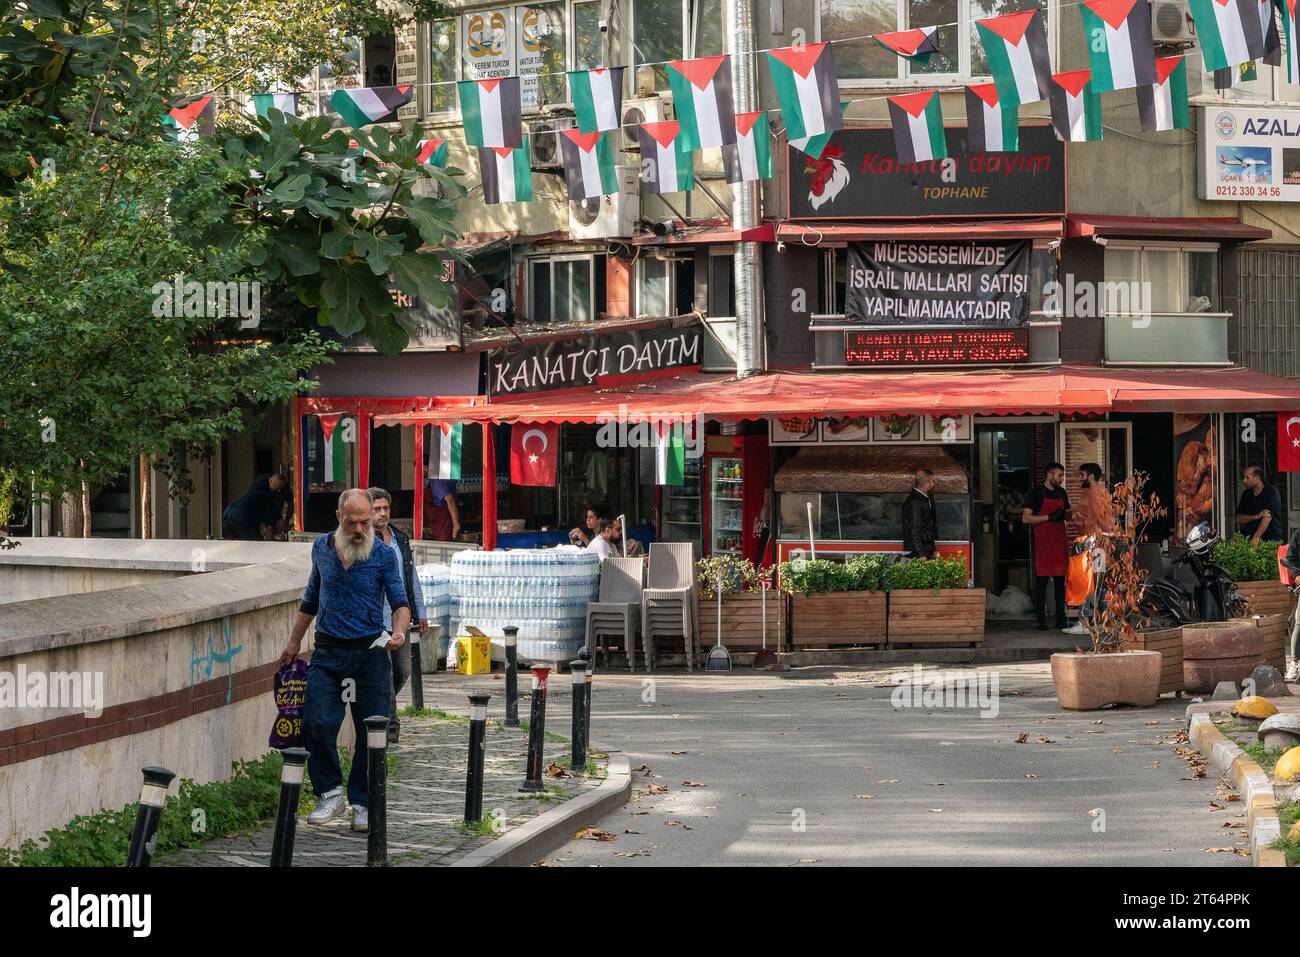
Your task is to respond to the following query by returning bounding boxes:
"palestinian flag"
[667,55,736,150]
[875,27,940,64]
[1137,56,1191,131]
[1279,0,1300,82]
[653,422,685,486]
[458,77,523,149]
[569,67,625,133]
[251,93,298,120]
[418,138,449,168]
[435,423,462,480]
[965,83,1019,152]
[163,96,214,142]
[638,121,694,194]
[789,100,849,160]
[560,129,618,200]
[767,42,842,142]
[887,91,947,164]
[1048,70,1104,143]
[723,111,772,184]
[1187,0,1265,72]
[1079,0,1157,91]
[318,414,349,484]
[479,140,533,204]
[331,85,413,127]
[976,10,1052,106]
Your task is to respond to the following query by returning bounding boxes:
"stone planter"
[788,591,887,647]
[698,590,778,651]
[1253,614,1288,674]
[1182,620,1262,694]
[1235,579,1294,618]
[1050,651,1162,710]
[1121,626,1183,696]
[887,588,987,647]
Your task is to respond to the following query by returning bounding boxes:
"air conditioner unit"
[568,165,640,240]
[620,96,674,150]
[1150,0,1195,45]
[528,118,563,168]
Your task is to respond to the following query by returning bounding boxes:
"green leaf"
[270,235,320,277]
[319,261,372,336]
[403,195,455,247]
[388,252,451,308]
[266,172,311,204]
[352,230,404,275]
[319,229,353,260]
[364,314,410,356]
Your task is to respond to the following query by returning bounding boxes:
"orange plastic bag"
[1066,546,1094,607]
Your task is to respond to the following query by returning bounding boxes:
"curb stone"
[450,752,632,867]
[1185,711,1287,868]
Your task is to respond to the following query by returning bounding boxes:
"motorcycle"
[1140,523,1248,628]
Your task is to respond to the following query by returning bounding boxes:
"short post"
[519,665,551,792]
[408,627,425,710]
[464,692,491,823]
[503,625,520,727]
[364,715,389,867]
[125,766,175,867]
[580,645,593,756]
[270,748,309,868]
[569,660,587,770]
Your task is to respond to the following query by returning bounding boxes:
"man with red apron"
[423,479,461,542]
[1021,462,1071,631]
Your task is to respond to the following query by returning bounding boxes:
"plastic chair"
[585,557,644,671]
[642,542,697,671]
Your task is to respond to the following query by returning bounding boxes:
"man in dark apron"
[1021,462,1071,631]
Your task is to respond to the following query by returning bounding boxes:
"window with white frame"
[528,254,607,323]
[572,0,604,70]
[428,19,459,114]
[1103,243,1220,315]
[817,0,1047,83]
[299,34,398,119]
[635,254,696,316]
[633,0,724,90]
[461,4,568,108]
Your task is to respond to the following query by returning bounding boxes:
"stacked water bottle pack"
[415,563,452,660]
[448,547,599,662]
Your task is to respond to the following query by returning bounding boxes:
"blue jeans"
[305,645,392,807]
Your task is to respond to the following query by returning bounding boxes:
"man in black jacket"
[368,488,427,743]
[901,469,938,559]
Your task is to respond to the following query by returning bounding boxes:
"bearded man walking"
[280,489,410,833]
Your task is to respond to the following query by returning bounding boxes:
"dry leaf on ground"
[576,827,616,842]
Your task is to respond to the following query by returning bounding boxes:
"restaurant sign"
[788,125,1064,219]
[490,325,703,396]
[844,328,1030,365]
[844,240,1031,327]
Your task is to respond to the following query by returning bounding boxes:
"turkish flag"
[1280,413,1300,471]
[510,422,560,486]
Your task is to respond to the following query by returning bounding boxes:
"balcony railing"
[1103,313,1230,366]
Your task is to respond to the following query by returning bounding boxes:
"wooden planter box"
[1254,613,1288,674]
[698,590,780,651]
[1236,579,1294,618]
[788,591,887,647]
[1122,626,1183,695]
[887,588,986,647]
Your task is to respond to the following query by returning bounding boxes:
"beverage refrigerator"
[704,449,746,558]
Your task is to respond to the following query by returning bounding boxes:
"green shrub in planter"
[777,559,855,595]
[883,556,968,591]
[1213,534,1281,583]
[845,553,889,592]
[696,556,759,598]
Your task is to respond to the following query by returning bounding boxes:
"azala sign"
[1199,106,1300,202]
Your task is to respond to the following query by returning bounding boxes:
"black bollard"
[464,692,491,823]
[364,715,389,866]
[125,766,175,867]
[569,660,587,770]
[579,645,593,756]
[408,627,425,711]
[503,625,520,727]
[519,665,551,792]
[270,748,309,867]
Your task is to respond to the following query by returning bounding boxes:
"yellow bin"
[457,635,491,675]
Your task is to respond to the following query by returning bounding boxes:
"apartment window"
[461,4,567,109]
[429,19,458,114]
[573,0,604,70]
[528,254,607,323]
[300,34,398,120]
[709,251,735,317]
[819,0,1044,83]
[1103,243,1220,314]
[633,0,724,90]
[635,255,696,317]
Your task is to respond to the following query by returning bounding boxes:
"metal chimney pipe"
[726,0,765,378]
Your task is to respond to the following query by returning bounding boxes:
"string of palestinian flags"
[164,1,1296,206]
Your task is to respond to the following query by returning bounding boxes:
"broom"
[705,570,732,672]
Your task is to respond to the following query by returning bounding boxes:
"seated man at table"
[586,517,615,560]
[610,516,643,557]
[569,503,611,546]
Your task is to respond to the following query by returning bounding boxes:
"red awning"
[631,223,775,245]
[1066,215,1271,241]
[775,219,1064,243]
[371,365,1300,427]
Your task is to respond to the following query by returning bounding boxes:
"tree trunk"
[61,492,83,538]
[140,454,152,539]
[79,459,91,537]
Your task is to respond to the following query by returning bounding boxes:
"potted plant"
[1214,534,1292,617]
[1052,473,1165,710]
[884,556,986,647]
[696,557,774,652]
[777,555,888,648]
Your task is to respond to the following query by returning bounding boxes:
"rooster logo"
[804,144,848,211]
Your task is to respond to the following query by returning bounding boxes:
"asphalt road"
[422,663,1250,867]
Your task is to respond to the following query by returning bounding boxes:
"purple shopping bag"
[268,659,308,750]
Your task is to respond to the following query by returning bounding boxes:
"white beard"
[335,525,375,564]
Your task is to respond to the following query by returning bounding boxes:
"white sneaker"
[307,789,345,825]
[351,806,369,833]
[1062,622,1088,635]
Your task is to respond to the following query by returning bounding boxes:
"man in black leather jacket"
[901,469,938,559]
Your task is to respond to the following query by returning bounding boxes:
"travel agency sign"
[1198,105,1300,202]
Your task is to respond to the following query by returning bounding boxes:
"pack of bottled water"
[448,547,599,662]
[415,563,452,659]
